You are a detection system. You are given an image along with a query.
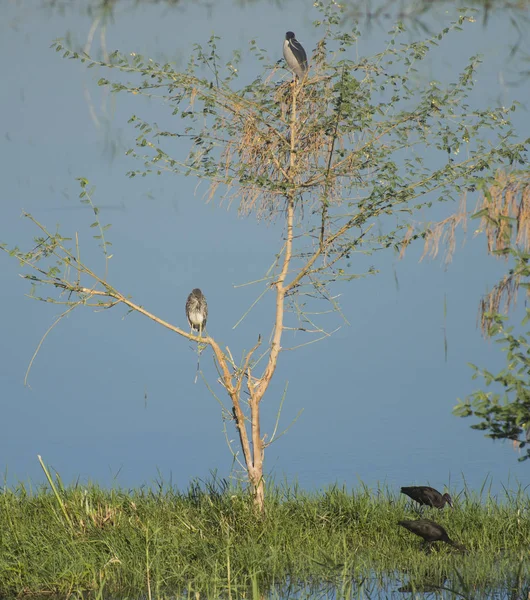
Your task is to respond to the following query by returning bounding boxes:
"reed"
[1,476,529,598]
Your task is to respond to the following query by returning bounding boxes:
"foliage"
[1,474,529,598]
[2,3,528,506]
[452,170,530,460]
[454,311,530,461]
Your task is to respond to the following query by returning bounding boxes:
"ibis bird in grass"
[398,519,466,552]
[283,31,308,80]
[186,288,208,337]
[400,486,453,509]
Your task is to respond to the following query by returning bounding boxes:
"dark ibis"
[398,519,466,552]
[400,486,453,509]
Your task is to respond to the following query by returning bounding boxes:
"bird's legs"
[421,541,434,555]
[189,323,203,339]
[406,501,425,517]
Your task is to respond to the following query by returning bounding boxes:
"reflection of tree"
[430,170,530,461]
[41,0,530,14]
[40,0,530,24]
[37,0,530,38]
[344,0,530,27]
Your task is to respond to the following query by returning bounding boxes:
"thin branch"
[232,286,269,330]
[267,381,288,445]
[234,336,262,402]
[320,65,346,250]
[264,408,305,449]
[24,302,82,387]
[282,327,341,351]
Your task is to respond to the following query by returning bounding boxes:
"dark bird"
[283,31,308,80]
[186,288,208,336]
[398,519,466,552]
[400,486,453,509]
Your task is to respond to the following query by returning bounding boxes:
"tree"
[36,0,530,27]
[2,2,527,510]
[452,170,530,461]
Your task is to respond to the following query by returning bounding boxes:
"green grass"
[1,477,529,599]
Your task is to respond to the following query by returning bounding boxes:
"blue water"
[0,0,529,498]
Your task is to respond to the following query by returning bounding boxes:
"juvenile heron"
[186,288,208,336]
[400,486,453,509]
[283,31,308,80]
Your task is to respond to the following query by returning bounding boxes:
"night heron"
[400,486,453,509]
[398,519,466,552]
[283,31,308,80]
[186,288,208,337]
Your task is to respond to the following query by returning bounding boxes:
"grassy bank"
[1,478,529,598]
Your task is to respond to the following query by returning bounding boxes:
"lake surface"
[1,0,529,500]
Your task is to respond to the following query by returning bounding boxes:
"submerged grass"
[1,476,529,599]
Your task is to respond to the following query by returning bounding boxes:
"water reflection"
[37,0,530,33]
[15,574,530,600]
[221,572,528,599]
[172,571,528,599]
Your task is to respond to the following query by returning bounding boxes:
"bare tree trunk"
[243,82,301,513]
[250,391,264,511]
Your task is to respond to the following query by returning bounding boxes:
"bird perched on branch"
[283,31,308,80]
[400,486,453,509]
[398,519,466,552]
[186,288,208,337]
